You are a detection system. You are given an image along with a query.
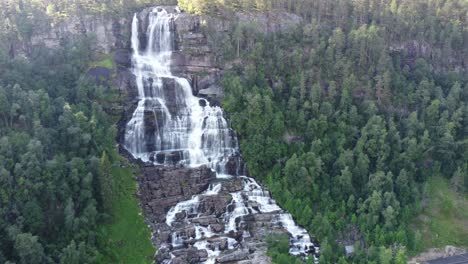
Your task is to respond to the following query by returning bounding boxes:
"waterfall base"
[138,166,319,264]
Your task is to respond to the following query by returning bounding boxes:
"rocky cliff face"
[170,8,303,102]
[29,14,129,53]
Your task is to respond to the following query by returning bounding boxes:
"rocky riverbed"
[137,165,318,264]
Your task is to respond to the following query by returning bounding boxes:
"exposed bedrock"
[138,166,216,223]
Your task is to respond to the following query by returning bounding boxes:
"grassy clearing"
[92,53,115,69]
[97,154,154,264]
[412,176,468,251]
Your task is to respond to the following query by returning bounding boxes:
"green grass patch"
[97,154,154,264]
[412,176,468,251]
[92,54,115,69]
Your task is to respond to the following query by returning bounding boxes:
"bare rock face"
[30,15,129,54]
[138,166,216,223]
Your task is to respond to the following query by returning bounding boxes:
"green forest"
[0,0,159,263]
[0,0,466,263]
[212,0,467,263]
[0,34,116,263]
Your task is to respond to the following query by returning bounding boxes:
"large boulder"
[198,194,230,217]
[216,249,250,263]
[170,248,209,263]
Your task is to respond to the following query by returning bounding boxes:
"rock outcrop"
[138,165,216,223]
[30,15,129,53]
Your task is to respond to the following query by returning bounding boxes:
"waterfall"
[125,7,318,263]
[125,8,237,169]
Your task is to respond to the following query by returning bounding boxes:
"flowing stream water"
[124,7,318,263]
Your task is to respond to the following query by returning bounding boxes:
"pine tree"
[98,151,114,215]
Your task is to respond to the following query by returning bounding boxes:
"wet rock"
[116,69,138,101]
[191,216,218,226]
[253,214,276,222]
[171,257,188,264]
[210,223,225,233]
[249,201,260,212]
[159,230,172,244]
[183,239,196,247]
[160,77,180,116]
[175,211,187,221]
[154,150,185,165]
[172,249,189,257]
[158,243,172,253]
[143,110,159,152]
[198,84,223,106]
[227,230,244,241]
[114,48,131,67]
[225,156,243,176]
[198,194,230,217]
[171,248,208,263]
[155,251,171,263]
[199,99,207,107]
[219,238,228,251]
[173,226,196,240]
[195,249,209,262]
[222,178,244,192]
[206,237,229,251]
[217,249,250,263]
[237,251,272,264]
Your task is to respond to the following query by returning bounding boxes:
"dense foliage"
[267,235,303,264]
[0,1,156,263]
[208,0,467,262]
[0,38,118,263]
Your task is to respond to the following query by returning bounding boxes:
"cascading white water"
[125,7,318,263]
[124,8,237,169]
